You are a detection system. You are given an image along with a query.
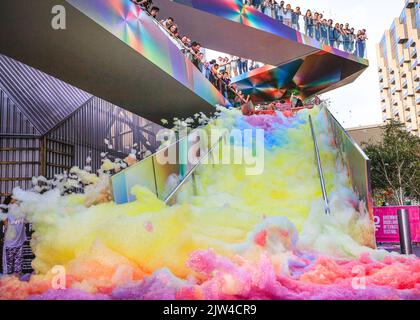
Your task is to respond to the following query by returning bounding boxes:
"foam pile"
[0,107,419,300]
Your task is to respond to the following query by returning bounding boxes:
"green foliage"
[363,121,420,205]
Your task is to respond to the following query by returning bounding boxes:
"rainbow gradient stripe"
[233,62,303,103]
[175,0,369,65]
[233,51,353,102]
[66,0,230,108]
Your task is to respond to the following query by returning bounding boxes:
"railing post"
[397,209,413,255]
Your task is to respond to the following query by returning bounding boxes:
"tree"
[363,120,420,206]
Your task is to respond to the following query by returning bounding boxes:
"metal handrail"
[309,115,331,215]
[164,132,226,204]
[325,108,369,161]
[140,7,249,105]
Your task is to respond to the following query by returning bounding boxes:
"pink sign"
[374,206,420,243]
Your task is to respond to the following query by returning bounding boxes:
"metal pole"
[309,115,331,215]
[397,209,413,255]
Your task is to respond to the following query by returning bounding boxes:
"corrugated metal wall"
[1,55,164,203]
[47,97,162,173]
[1,86,41,201]
[0,136,40,202]
[45,138,75,179]
[0,54,92,135]
[0,55,165,274]
[0,89,39,135]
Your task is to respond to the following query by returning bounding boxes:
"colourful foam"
[0,108,418,300]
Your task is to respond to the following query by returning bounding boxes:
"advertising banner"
[374,206,420,243]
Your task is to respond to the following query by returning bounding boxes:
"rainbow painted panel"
[153,142,184,200]
[111,129,213,204]
[66,0,230,108]
[175,0,368,65]
[233,51,355,102]
[233,61,303,103]
[112,157,156,204]
[292,52,343,96]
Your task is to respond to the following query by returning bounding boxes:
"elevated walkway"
[154,0,369,101]
[0,0,230,125]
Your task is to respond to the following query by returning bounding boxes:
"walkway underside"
[0,0,229,125]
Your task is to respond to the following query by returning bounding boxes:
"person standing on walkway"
[291,6,301,31]
[2,197,27,276]
[304,10,314,38]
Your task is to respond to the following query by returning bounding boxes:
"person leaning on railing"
[314,13,321,41]
[218,57,227,74]
[167,23,180,38]
[269,0,279,19]
[189,42,202,70]
[221,72,231,99]
[326,19,334,47]
[149,6,159,19]
[261,0,271,18]
[342,23,351,52]
[248,0,367,56]
[356,30,368,58]
[180,35,192,48]
[291,7,301,31]
[304,10,314,38]
[130,0,153,11]
[230,56,239,78]
[129,1,252,106]
[282,4,293,27]
[277,1,285,22]
[320,19,328,46]
[251,0,263,10]
[160,17,174,29]
[348,28,356,54]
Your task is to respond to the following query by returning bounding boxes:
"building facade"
[377,0,420,136]
[0,54,163,204]
[347,124,386,146]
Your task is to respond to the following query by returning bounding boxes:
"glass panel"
[153,140,182,200]
[111,157,156,204]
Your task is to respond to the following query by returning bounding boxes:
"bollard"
[397,209,413,255]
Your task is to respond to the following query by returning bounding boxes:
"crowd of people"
[243,0,368,58]
[130,0,253,108]
[130,0,341,112]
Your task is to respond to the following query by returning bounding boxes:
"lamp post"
[397,209,413,255]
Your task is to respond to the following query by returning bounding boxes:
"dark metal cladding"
[0,56,164,202]
[47,96,163,175]
[0,54,92,135]
[0,87,39,135]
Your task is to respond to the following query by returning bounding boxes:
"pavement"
[378,244,420,257]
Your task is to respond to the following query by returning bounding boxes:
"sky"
[207,0,403,129]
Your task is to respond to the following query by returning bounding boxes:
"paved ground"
[378,244,420,257]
